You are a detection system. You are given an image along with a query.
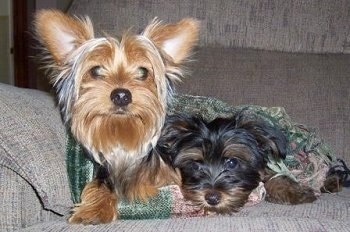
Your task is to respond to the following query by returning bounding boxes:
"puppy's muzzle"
[110,88,132,107]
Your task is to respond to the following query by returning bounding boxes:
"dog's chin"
[71,108,161,159]
[111,108,140,119]
[113,108,128,115]
[114,111,128,116]
[202,205,237,215]
[185,197,245,215]
[111,105,136,116]
[182,187,251,215]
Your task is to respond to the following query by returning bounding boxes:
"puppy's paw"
[265,175,317,205]
[322,174,342,193]
[68,180,117,224]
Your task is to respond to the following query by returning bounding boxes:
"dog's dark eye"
[225,158,238,169]
[90,66,104,79]
[191,161,202,171]
[136,67,148,80]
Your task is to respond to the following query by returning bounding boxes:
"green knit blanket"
[66,95,337,219]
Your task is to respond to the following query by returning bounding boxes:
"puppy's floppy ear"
[143,18,200,64]
[235,113,287,160]
[159,114,198,146]
[156,114,205,164]
[34,9,94,63]
[250,122,287,159]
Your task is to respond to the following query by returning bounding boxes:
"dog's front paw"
[69,203,116,224]
[68,180,117,224]
[265,175,317,205]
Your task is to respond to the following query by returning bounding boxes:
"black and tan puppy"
[156,111,340,214]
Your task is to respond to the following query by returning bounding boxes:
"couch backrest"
[68,0,350,54]
[67,0,350,163]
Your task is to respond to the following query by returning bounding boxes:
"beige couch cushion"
[0,84,72,216]
[180,47,350,164]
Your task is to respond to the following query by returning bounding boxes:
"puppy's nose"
[110,88,132,107]
[205,192,221,206]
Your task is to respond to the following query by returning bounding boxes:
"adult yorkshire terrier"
[156,112,341,214]
[35,10,199,224]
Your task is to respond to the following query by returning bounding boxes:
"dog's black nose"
[110,88,132,107]
[205,192,221,206]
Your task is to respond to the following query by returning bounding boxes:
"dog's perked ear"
[143,18,200,64]
[34,10,97,125]
[34,10,94,64]
[235,115,288,160]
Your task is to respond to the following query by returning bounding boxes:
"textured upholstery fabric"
[181,47,350,164]
[69,0,350,53]
[19,188,350,231]
[0,84,71,230]
[0,167,61,230]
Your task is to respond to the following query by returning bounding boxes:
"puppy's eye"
[136,67,148,80]
[191,161,202,171]
[90,66,104,79]
[225,158,238,169]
